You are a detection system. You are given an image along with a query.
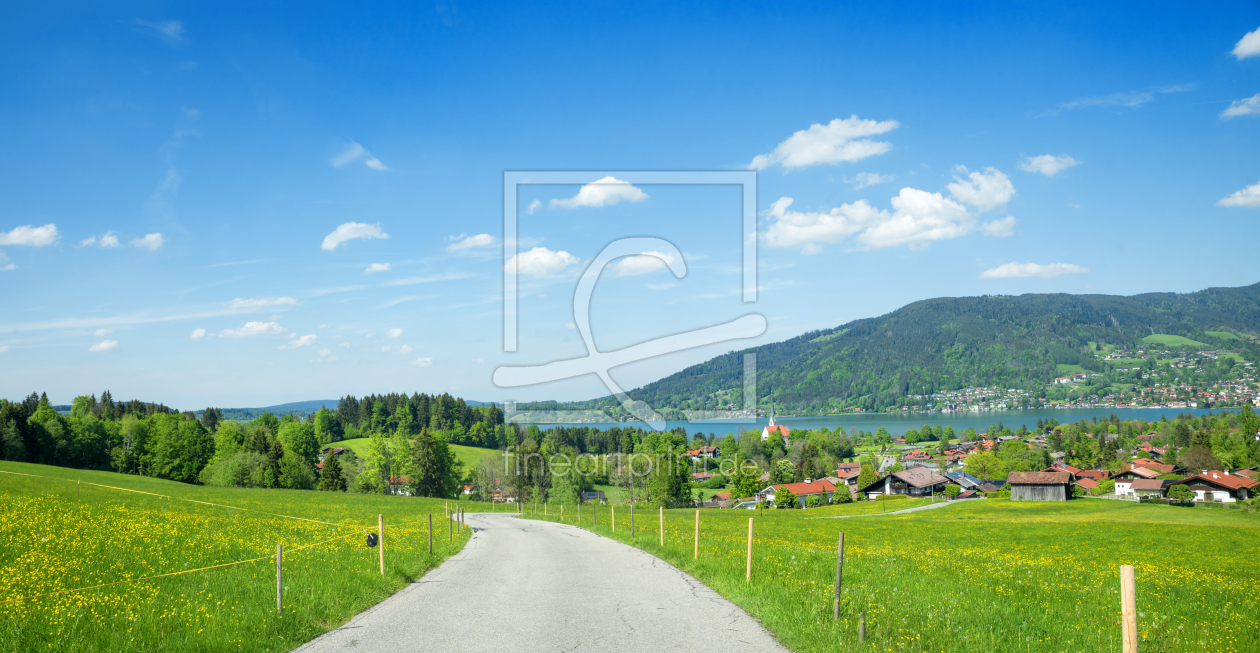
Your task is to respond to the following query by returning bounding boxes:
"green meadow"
[1141,334,1209,348]
[526,498,1259,653]
[334,438,501,473]
[0,461,472,652]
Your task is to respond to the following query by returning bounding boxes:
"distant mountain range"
[528,281,1260,415]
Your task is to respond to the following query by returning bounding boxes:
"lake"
[531,406,1226,436]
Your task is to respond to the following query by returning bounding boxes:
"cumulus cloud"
[0,224,59,246]
[981,216,1017,238]
[857,189,974,250]
[980,262,1089,279]
[1233,26,1260,60]
[550,177,648,209]
[386,328,403,338]
[322,222,389,251]
[844,172,893,189]
[130,233,164,251]
[526,199,542,215]
[612,251,677,277]
[946,167,1015,212]
[89,339,119,352]
[505,247,579,277]
[365,263,391,274]
[399,344,413,354]
[280,334,317,349]
[218,321,286,338]
[1018,155,1080,177]
[750,116,899,171]
[225,297,297,310]
[1217,181,1260,208]
[410,357,433,368]
[318,348,330,357]
[761,197,883,254]
[446,233,497,252]
[1221,94,1260,119]
[190,328,206,339]
[331,141,387,171]
[80,232,121,248]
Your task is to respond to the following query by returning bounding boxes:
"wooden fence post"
[378,514,385,575]
[694,510,699,559]
[611,506,615,531]
[745,517,753,582]
[833,530,844,620]
[659,506,664,546]
[428,513,433,554]
[631,504,635,538]
[1121,565,1137,653]
[276,544,283,614]
[858,612,865,643]
[448,514,452,543]
[561,505,564,523]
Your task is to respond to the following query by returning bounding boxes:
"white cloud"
[472,358,484,364]
[410,357,433,368]
[844,172,893,189]
[133,19,185,44]
[338,342,351,348]
[321,222,389,251]
[384,272,473,287]
[331,142,388,171]
[612,251,677,277]
[857,188,974,250]
[505,247,579,277]
[130,233,164,251]
[365,263,391,274]
[381,345,391,352]
[1018,155,1080,177]
[399,344,413,354]
[550,176,648,209]
[526,199,542,215]
[225,297,297,310]
[190,328,206,339]
[446,233,497,252]
[218,321,286,338]
[750,116,899,171]
[0,224,59,246]
[1221,94,1260,119]
[1054,85,1193,113]
[79,232,122,248]
[94,328,112,337]
[981,216,1016,238]
[946,167,1015,212]
[1217,181,1260,208]
[280,334,317,349]
[760,197,882,254]
[318,348,331,357]
[980,262,1089,279]
[1233,26,1260,60]
[0,251,11,271]
[89,339,119,353]
[386,328,403,338]
[0,345,8,353]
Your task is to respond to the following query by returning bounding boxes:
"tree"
[408,428,464,499]
[278,422,320,467]
[279,453,316,490]
[1177,445,1222,473]
[833,482,853,504]
[733,464,763,499]
[202,408,222,433]
[313,407,342,444]
[317,453,347,491]
[647,453,692,508]
[774,486,798,509]
[856,464,877,492]
[966,450,1003,481]
[944,484,961,499]
[1167,484,1193,502]
[770,458,795,485]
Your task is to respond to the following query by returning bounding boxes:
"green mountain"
[554,282,1260,414]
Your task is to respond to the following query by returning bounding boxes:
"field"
[0,461,472,652]
[1205,331,1240,340]
[334,439,501,472]
[526,499,1260,653]
[1055,363,1087,375]
[1141,334,1209,348]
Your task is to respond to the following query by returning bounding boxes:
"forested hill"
[620,282,1260,413]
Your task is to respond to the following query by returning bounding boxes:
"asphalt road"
[293,513,788,653]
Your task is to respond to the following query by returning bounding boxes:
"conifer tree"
[317,453,347,491]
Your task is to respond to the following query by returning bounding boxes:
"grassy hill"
[535,281,1260,413]
[335,439,502,473]
[1141,334,1209,347]
[527,498,1260,653]
[0,461,474,652]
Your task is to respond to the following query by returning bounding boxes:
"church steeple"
[768,388,776,427]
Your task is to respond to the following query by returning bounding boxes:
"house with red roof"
[758,478,837,507]
[1129,459,1179,475]
[1169,470,1257,503]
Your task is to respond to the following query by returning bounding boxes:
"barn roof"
[1008,471,1071,485]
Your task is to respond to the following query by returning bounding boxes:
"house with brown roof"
[1169,470,1257,503]
[856,467,950,499]
[1008,471,1073,501]
[1114,467,1162,496]
[1129,459,1180,475]
[1128,479,1170,498]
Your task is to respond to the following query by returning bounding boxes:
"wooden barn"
[1007,471,1072,502]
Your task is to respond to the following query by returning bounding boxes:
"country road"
[294,513,789,653]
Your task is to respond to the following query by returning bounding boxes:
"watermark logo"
[493,172,766,430]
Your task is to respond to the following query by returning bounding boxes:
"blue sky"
[1,3,1259,408]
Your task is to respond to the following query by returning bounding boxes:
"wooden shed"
[1007,471,1072,502]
